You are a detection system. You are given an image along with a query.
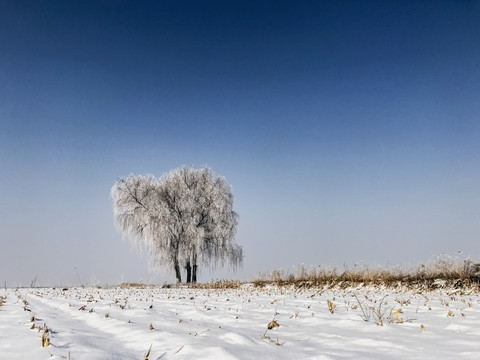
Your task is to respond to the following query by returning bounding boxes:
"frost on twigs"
[111,166,242,283]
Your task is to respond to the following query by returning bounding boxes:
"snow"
[1,285,480,359]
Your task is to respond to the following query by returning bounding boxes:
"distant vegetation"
[252,255,480,291]
[178,255,480,292]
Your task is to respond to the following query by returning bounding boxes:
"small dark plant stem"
[354,294,369,321]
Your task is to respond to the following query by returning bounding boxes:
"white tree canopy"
[111,166,242,282]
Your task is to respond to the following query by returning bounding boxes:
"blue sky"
[1,1,479,286]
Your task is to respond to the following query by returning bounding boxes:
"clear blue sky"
[1,1,479,286]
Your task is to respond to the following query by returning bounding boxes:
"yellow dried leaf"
[267,320,280,330]
[393,309,403,323]
[42,336,49,347]
[41,327,50,348]
[327,300,336,314]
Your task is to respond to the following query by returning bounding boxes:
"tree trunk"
[174,258,182,283]
[172,237,182,283]
[185,260,192,283]
[192,253,198,283]
[192,264,198,283]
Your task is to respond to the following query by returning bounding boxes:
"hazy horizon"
[1,1,479,287]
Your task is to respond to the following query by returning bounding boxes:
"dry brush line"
[253,257,480,291]
[190,280,242,289]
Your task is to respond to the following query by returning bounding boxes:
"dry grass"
[353,294,395,326]
[108,255,479,292]
[119,283,156,289]
[190,280,242,289]
[253,255,480,291]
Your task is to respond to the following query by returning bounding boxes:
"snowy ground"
[1,284,479,359]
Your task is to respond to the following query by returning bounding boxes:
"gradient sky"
[1,1,479,286]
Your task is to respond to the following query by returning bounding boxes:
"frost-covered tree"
[111,166,242,283]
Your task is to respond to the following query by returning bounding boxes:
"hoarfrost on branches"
[111,166,242,283]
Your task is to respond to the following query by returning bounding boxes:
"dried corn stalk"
[267,320,280,330]
[327,300,336,314]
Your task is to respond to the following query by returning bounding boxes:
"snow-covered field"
[1,284,479,359]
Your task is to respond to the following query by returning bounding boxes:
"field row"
[1,285,480,359]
